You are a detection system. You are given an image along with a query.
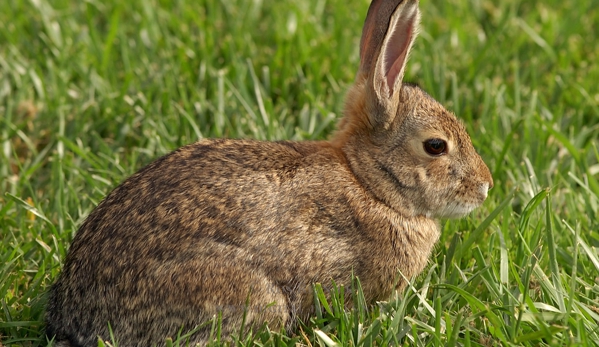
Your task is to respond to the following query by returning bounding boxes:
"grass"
[1,0,598,345]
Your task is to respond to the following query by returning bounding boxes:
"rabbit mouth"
[433,201,480,219]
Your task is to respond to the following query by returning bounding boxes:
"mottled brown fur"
[46,0,493,346]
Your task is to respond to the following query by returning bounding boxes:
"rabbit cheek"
[432,171,490,218]
[416,160,459,214]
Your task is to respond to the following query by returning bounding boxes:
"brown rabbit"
[45,0,493,345]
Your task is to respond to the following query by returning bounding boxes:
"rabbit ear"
[358,0,420,126]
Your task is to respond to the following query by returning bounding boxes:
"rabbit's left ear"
[358,0,420,126]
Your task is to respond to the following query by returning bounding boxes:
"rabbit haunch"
[45,0,493,346]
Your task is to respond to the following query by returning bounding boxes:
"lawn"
[1,0,598,346]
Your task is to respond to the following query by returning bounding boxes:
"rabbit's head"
[334,0,493,219]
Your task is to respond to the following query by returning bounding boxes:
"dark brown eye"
[423,138,447,156]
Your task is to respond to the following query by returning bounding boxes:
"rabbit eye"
[423,138,447,156]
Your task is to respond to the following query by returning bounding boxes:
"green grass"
[1,0,598,345]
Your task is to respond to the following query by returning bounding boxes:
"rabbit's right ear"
[358,0,420,129]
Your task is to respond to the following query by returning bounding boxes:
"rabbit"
[45,0,493,345]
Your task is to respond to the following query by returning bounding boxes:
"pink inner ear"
[384,21,414,95]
